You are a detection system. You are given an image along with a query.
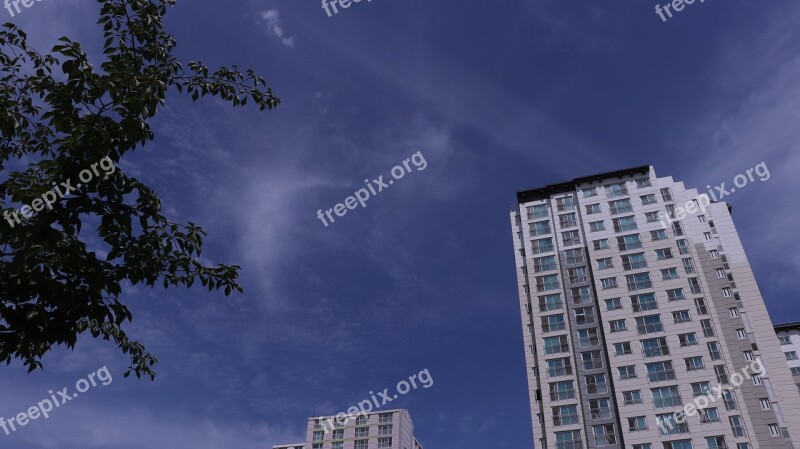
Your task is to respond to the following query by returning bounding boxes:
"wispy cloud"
[258,9,295,48]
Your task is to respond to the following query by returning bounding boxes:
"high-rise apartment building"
[774,322,800,383]
[510,166,800,449]
[273,409,423,449]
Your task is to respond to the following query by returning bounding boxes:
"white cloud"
[259,9,295,48]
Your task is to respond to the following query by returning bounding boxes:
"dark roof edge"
[516,165,651,204]
[775,321,800,332]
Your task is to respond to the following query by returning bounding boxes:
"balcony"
[586,383,609,394]
[642,345,670,358]
[627,280,653,291]
[542,323,567,333]
[590,408,612,420]
[550,390,576,401]
[582,360,604,370]
[638,323,664,335]
[548,367,573,377]
[553,414,580,426]
[578,337,600,347]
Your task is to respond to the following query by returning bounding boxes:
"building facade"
[510,166,800,449]
[273,409,422,449]
[774,322,800,385]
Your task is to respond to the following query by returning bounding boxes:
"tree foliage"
[0,0,279,379]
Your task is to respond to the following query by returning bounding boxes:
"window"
[660,187,673,202]
[662,440,693,449]
[605,297,622,311]
[617,234,642,251]
[589,220,605,232]
[531,238,554,254]
[378,424,393,436]
[657,413,690,435]
[688,277,702,294]
[666,288,685,301]
[574,307,595,325]
[533,256,557,273]
[792,367,800,376]
[715,268,725,278]
[641,337,670,358]
[631,293,658,312]
[694,297,708,315]
[626,272,652,291]
[676,239,689,255]
[743,350,754,362]
[601,277,618,289]
[786,351,799,361]
[586,203,601,214]
[760,398,771,410]
[729,307,739,317]
[559,213,578,228]
[779,336,792,345]
[651,229,668,240]
[628,416,648,431]
[581,350,603,370]
[564,248,585,264]
[753,375,763,385]
[698,408,720,423]
[710,249,719,259]
[333,443,343,449]
[621,252,648,270]
[582,187,597,198]
[609,198,633,215]
[691,382,711,396]
[684,356,705,371]
[592,424,617,447]
[378,438,392,449]
[618,365,637,380]
[356,415,367,425]
[707,342,722,360]
[722,287,732,297]
[682,258,695,273]
[623,390,643,405]
[593,238,610,250]
[701,319,715,337]
[636,314,664,335]
[589,398,612,419]
[606,183,628,198]
[715,365,729,384]
[542,314,566,332]
[379,413,393,423]
[647,361,676,382]
[634,446,653,449]
[585,373,609,394]
[698,214,707,223]
[672,310,691,323]
[554,430,582,449]
[655,248,673,260]
[704,232,713,241]
[555,196,575,212]
[539,294,563,312]
[553,405,579,426]
[354,441,368,449]
[562,230,581,246]
[769,424,781,437]
[536,275,560,292]
[613,216,638,232]
[645,211,662,223]
[547,358,572,377]
[549,381,576,401]
[313,431,324,442]
[568,267,589,283]
[578,329,599,347]
[528,204,549,219]
[651,385,681,408]
[723,390,737,410]
[736,445,750,449]
[609,319,627,333]
[636,178,652,188]
[333,429,345,439]
[355,427,369,437]
[640,193,657,204]
[531,220,552,236]
[661,268,679,280]
[614,342,632,356]
[544,336,569,355]
[571,286,591,304]
[679,333,698,347]
[728,417,745,438]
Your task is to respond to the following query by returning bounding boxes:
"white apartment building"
[774,322,800,384]
[510,166,800,449]
[273,409,422,449]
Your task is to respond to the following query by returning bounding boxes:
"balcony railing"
[548,367,573,377]
[578,337,600,347]
[628,280,653,291]
[582,360,604,370]
[550,390,576,401]
[642,345,670,357]
[590,408,612,420]
[587,383,609,394]
[553,414,580,426]
[542,323,566,333]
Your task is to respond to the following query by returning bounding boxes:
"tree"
[0,0,280,379]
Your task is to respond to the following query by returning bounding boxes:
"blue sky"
[2,0,800,448]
